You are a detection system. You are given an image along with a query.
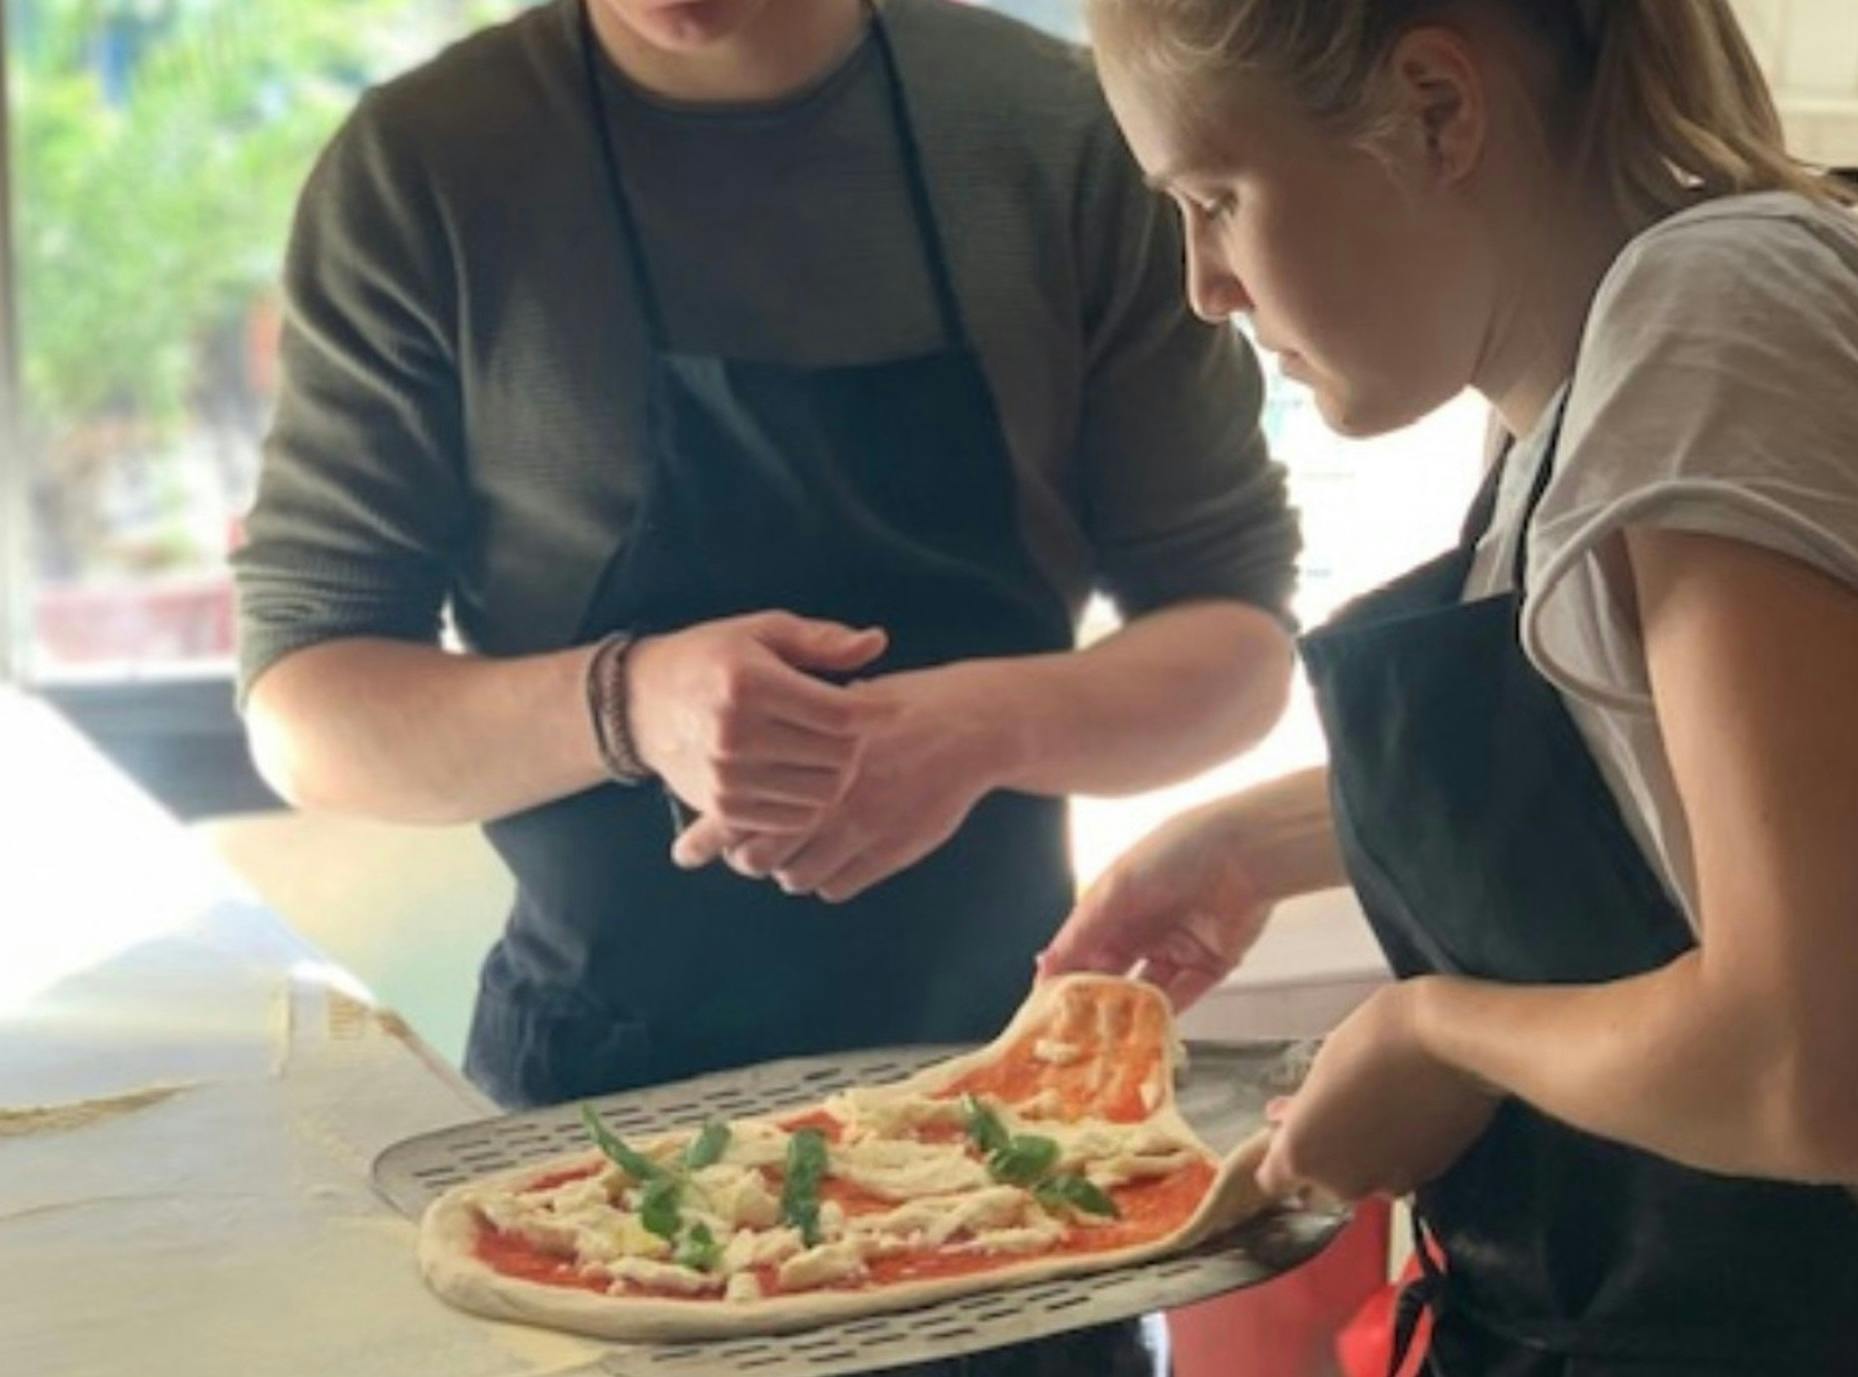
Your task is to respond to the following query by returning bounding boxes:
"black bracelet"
[585,632,651,785]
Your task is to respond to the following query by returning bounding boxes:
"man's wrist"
[942,658,1040,794]
[585,632,653,785]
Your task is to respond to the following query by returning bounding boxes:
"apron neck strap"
[867,1,966,347]
[1460,389,1573,595]
[578,0,670,348]
[575,0,967,353]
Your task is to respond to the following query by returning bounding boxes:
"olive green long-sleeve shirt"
[235,0,1297,691]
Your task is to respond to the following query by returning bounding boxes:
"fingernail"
[1265,1097,1291,1122]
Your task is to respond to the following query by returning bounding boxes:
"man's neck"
[590,0,869,105]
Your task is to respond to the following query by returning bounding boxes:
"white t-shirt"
[1464,191,1858,931]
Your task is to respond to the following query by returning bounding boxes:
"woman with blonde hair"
[1042,1,1858,1370]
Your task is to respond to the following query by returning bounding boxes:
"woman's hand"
[1258,979,1501,1202]
[1036,799,1276,1010]
[1037,767,1343,1010]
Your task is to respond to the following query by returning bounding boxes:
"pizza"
[419,974,1281,1341]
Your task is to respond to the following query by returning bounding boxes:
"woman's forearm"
[1228,764,1347,903]
[1416,955,1858,1184]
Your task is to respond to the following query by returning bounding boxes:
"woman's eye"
[1196,194,1237,224]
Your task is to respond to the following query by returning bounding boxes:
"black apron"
[1300,403,1858,1375]
[465,1,1076,1111]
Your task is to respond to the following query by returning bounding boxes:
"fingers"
[627,621,878,810]
[1133,955,1226,1012]
[809,831,941,904]
[671,815,733,870]
[753,662,894,740]
[724,830,810,879]
[671,817,815,882]
[693,694,864,827]
[1035,875,1152,981]
[1255,1130,1304,1201]
[706,759,846,820]
[751,613,889,677]
[771,826,866,898]
[722,714,865,772]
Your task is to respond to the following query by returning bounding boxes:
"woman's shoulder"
[1561,190,1858,476]
[1517,191,1858,715]
[1590,191,1858,341]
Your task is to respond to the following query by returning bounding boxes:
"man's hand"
[627,612,889,834]
[670,662,1007,902]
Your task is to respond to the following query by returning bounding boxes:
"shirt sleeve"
[1522,200,1858,711]
[1070,106,1299,626]
[232,91,467,701]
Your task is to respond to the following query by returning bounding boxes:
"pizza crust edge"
[418,975,1285,1342]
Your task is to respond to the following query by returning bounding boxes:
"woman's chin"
[1308,385,1381,440]
[1308,378,1438,441]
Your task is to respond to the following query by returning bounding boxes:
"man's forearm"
[968,600,1295,798]
[245,637,606,824]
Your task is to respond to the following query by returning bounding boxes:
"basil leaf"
[1035,1173,1121,1220]
[640,1175,685,1241]
[675,1221,721,1272]
[963,1094,1010,1156]
[683,1119,732,1172]
[581,1104,664,1183]
[781,1128,830,1248]
[988,1134,1061,1186]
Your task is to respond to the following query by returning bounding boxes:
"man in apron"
[236,0,1297,1367]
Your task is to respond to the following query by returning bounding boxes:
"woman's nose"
[1184,223,1251,324]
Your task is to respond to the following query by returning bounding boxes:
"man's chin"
[628,0,759,51]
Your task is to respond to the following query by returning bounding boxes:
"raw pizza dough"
[420,975,1280,1341]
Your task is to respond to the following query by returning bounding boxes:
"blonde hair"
[1089,0,1857,231]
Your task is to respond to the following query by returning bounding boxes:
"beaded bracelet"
[585,632,651,785]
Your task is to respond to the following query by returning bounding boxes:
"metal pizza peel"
[372,1039,1347,1376]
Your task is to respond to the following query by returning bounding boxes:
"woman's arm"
[1417,527,1858,1182]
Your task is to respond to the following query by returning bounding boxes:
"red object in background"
[1169,1197,1393,1377]
[34,574,235,666]
[1336,1251,1433,1377]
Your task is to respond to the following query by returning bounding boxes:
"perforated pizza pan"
[373,1040,1347,1377]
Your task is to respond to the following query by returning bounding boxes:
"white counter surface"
[0,686,609,1377]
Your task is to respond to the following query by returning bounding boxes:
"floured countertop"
[0,688,609,1377]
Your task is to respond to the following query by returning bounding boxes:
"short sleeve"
[1071,109,1299,626]
[1522,199,1858,710]
[232,92,467,700]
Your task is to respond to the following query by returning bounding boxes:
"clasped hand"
[626,611,1002,903]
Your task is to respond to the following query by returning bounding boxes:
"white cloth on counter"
[0,688,606,1377]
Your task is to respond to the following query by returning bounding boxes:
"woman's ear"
[1387,26,1486,185]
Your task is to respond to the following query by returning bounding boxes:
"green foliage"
[10,0,522,435]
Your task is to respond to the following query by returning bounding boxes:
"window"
[5,0,532,685]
